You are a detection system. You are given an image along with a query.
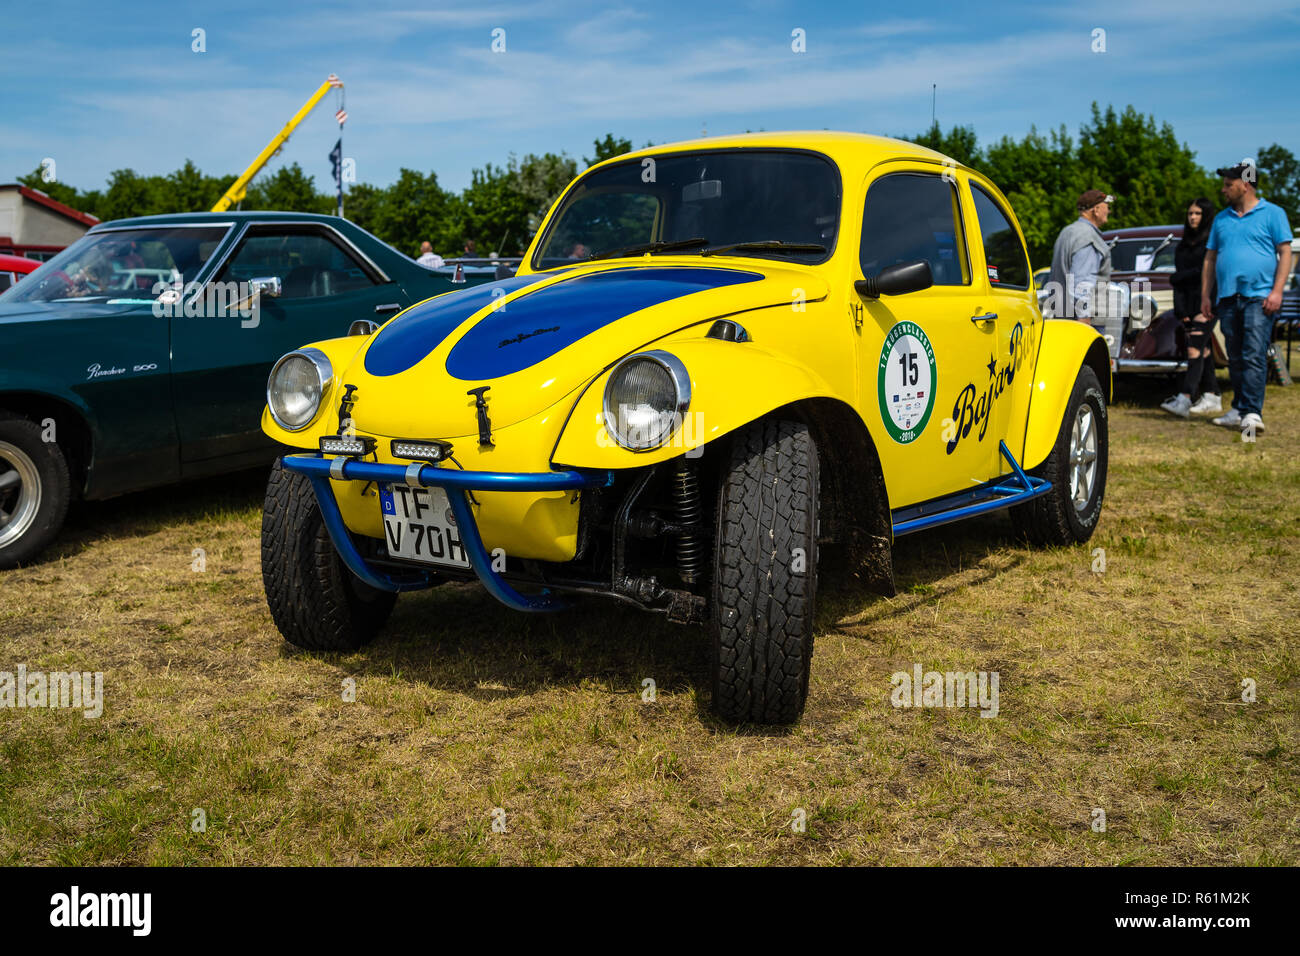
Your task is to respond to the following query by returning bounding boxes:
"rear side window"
[970,185,1030,289]
[0,272,13,291]
[860,173,969,286]
[217,228,379,299]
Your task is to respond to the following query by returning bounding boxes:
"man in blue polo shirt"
[1201,158,1293,434]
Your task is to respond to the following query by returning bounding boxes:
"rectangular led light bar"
[391,439,453,463]
[319,435,376,456]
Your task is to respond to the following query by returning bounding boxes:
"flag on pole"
[329,139,343,217]
[335,108,348,126]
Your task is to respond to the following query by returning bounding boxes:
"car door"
[170,223,409,466]
[964,178,1042,468]
[856,165,1004,508]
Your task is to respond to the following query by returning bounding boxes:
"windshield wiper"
[699,240,826,257]
[588,237,709,261]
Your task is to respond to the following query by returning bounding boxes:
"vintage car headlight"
[267,348,332,431]
[603,350,691,450]
[1129,292,1159,330]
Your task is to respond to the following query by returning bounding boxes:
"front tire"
[1012,365,1108,545]
[0,413,72,570]
[711,420,819,724]
[261,459,396,651]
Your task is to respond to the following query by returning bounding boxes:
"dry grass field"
[2,361,1297,865]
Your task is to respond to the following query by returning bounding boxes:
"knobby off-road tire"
[1012,365,1108,546]
[711,419,819,725]
[0,412,72,570]
[262,459,396,651]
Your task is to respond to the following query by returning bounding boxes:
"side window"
[860,173,969,286]
[970,185,1030,289]
[0,272,13,291]
[217,229,379,299]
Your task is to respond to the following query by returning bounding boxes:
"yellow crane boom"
[211,74,343,212]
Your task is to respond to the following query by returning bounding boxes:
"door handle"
[374,302,402,314]
[970,312,997,326]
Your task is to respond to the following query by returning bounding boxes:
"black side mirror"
[855,259,934,298]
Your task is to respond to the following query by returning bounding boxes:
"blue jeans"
[1218,296,1270,416]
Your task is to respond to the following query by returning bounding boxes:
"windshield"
[532,149,840,270]
[0,226,229,304]
[1109,235,1178,273]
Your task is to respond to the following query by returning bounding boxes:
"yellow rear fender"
[260,335,369,448]
[551,336,837,468]
[1021,320,1111,471]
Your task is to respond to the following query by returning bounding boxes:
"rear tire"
[261,459,396,651]
[0,412,71,570]
[1012,365,1108,545]
[710,419,819,724]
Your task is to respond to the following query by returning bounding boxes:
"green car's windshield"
[0,226,229,304]
[532,149,840,270]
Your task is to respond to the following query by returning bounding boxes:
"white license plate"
[378,483,470,568]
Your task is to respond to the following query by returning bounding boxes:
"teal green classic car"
[0,211,489,568]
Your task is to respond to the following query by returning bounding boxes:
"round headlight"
[603,351,690,450]
[267,348,332,431]
[1129,292,1159,329]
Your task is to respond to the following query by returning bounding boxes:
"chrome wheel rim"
[0,441,41,550]
[1069,405,1098,512]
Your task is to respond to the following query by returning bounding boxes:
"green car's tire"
[261,459,396,651]
[711,419,819,725]
[1012,365,1108,546]
[0,412,72,570]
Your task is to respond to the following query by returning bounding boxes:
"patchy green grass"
[2,361,1298,865]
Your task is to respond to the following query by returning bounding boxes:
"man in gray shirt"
[1043,189,1115,320]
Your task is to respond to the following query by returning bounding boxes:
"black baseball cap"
[1215,158,1257,182]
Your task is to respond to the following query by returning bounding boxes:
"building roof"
[0,184,100,226]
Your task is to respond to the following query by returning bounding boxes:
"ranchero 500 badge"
[878,321,936,444]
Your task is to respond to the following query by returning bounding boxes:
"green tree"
[367,168,458,257]
[244,163,331,214]
[1257,143,1300,231]
[584,134,633,168]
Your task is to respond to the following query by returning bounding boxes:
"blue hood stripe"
[445,267,761,381]
[364,273,552,377]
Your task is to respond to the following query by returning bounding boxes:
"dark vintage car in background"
[0,211,498,568]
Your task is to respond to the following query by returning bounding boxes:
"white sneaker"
[1160,394,1191,418]
[1213,409,1242,427]
[1189,393,1222,415]
[1240,413,1265,433]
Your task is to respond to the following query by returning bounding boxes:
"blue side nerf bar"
[279,453,613,612]
[891,441,1051,537]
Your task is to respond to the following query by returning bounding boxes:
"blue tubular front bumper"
[279,453,613,612]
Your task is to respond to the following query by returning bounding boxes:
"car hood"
[343,260,826,438]
[0,299,146,324]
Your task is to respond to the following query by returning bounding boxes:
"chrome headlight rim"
[267,347,333,432]
[602,350,691,452]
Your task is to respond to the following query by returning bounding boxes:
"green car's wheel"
[0,412,72,570]
[711,419,819,725]
[262,459,396,651]
[1012,365,1108,546]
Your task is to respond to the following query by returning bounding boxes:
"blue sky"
[3,0,1298,197]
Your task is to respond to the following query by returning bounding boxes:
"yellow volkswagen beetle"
[260,132,1110,724]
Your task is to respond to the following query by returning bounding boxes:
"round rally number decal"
[877,321,937,444]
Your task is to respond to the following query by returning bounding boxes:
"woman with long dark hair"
[1162,198,1220,417]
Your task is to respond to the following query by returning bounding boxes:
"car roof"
[1102,225,1183,239]
[0,253,41,271]
[601,130,957,176]
[88,211,349,230]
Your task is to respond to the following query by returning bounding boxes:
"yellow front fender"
[1021,320,1111,471]
[261,335,369,448]
[551,337,837,468]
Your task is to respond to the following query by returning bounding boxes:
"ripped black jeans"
[1181,313,1220,398]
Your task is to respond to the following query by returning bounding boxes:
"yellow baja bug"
[260,132,1110,724]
